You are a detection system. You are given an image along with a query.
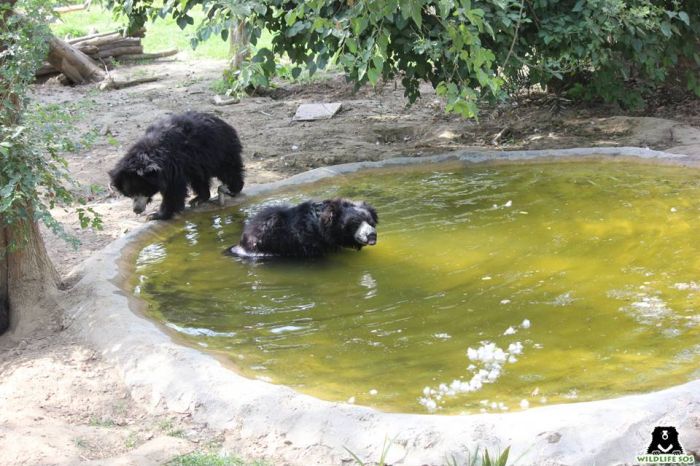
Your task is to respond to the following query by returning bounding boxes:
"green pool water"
[133,160,700,414]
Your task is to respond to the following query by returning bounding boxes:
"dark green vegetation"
[108,0,699,115]
[1,0,98,253]
[1,0,102,335]
[134,161,700,414]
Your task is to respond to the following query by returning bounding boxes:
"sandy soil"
[1,54,699,465]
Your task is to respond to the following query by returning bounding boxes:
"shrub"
[107,0,699,115]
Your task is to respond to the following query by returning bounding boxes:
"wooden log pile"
[37,30,177,78]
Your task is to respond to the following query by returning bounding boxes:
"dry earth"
[1,55,699,465]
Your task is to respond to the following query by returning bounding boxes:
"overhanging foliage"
[108,1,700,115]
[0,0,101,253]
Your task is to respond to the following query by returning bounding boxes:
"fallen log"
[40,29,173,84]
[117,48,178,60]
[99,75,159,90]
[74,44,98,55]
[75,35,138,49]
[37,46,177,76]
[36,63,59,77]
[68,30,120,44]
[95,45,143,58]
[46,35,105,83]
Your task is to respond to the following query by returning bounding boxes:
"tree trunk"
[0,237,7,334]
[229,20,249,71]
[46,34,106,84]
[0,217,61,338]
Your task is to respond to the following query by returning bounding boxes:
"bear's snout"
[366,231,377,245]
[132,195,150,214]
[354,221,377,246]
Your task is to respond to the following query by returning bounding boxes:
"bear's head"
[320,199,378,250]
[109,149,161,215]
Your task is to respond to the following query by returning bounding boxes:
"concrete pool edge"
[68,147,700,466]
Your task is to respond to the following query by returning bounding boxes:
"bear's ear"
[360,202,378,224]
[136,163,161,176]
[320,200,341,228]
[135,153,161,176]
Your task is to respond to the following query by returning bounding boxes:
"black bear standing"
[227,198,378,258]
[646,426,684,455]
[109,112,244,220]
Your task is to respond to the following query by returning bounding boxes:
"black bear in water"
[227,198,378,258]
[109,112,244,220]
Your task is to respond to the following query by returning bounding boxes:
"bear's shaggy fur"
[646,426,684,455]
[227,198,378,258]
[109,111,244,220]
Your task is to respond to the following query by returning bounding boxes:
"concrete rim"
[69,147,700,466]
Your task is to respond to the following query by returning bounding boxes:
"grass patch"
[125,431,140,449]
[168,452,271,466]
[52,6,120,40]
[88,416,116,428]
[157,418,186,438]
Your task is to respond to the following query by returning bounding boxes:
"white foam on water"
[418,322,533,412]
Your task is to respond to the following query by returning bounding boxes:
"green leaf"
[659,22,672,38]
[356,61,367,81]
[399,0,412,21]
[285,9,297,26]
[351,16,369,35]
[345,37,357,54]
[410,2,422,28]
[437,0,454,19]
[367,66,380,85]
[176,15,189,30]
[286,20,307,37]
[465,8,484,29]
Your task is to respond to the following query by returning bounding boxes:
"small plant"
[344,436,395,466]
[124,431,139,448]
[210,79,230,95]
[112,400,128,415]
[88,416,116,428]
[445,446,511,466]
[76,206,102,229]
[158,419,174,431]
[89,183,105,196]
[74,437,90,449]
[157,418,187,438]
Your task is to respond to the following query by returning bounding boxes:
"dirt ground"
[1,55,699,465]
